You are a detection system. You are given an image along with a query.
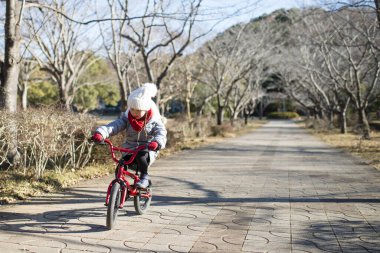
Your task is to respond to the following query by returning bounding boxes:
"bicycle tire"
[133,186,152,215]
[106,182,121,230]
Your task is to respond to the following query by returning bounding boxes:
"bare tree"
[25,0,100,110]
[180,55,199,122]
[18,58,38,110]
[197,20,272,125]
[155,53,203,119]
[320,10,379,138]
[98,0,137,111]
[1,0,21,112]
[319,0,380,28]
[120,0,207,111]
[199,36,251,124]
[0,0,23,166]
[279,8,379,135]
[228,68,263,125]
[306,15,354,133]
[376,0,380,27]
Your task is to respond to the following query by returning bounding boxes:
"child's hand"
[91,132,103,143]
[148,141,159,151]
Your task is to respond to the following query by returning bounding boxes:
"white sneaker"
[136,175,150,188]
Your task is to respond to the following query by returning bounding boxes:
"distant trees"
[120,0,206,112]
[320,0,380,28]
[2,0,207,112]
[25,0,102,110]
[317,10,379,138]
[195,20,275,125]
[278,7,379,138]
[1,0,378,133]
[98,0,219,113]
[18,59,38,110]
[1,0,263,121]
[99,0,135,111]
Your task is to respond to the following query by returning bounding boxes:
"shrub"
[0,108,97,178]
[304,118,330,132]
[267,111,300,119]
[211,124,232,137]
[164,115,213,149]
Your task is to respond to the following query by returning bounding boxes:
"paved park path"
[0,120,379,253]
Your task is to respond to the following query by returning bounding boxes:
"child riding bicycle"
[92,83,167,189]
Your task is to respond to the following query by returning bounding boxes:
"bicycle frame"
[103,139,151,208]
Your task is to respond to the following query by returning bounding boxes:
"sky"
[0,0,318,55]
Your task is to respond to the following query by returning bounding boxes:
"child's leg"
[136,151,149,177]
[136,151,150,188]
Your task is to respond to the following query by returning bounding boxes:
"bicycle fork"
[105,180,152,207]
[105,180,128,209]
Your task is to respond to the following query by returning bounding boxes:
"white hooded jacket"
[96,84,167,164]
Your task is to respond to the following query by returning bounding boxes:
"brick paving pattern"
[0,120,379,252]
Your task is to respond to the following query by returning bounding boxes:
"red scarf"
[128,109,153,132]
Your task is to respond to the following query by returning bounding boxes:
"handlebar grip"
[89,138,106,145]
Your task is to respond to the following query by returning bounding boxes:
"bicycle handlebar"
[103,139,147,165]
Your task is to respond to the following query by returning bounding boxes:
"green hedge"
[267,112,300,119]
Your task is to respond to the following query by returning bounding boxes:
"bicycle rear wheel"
[133,185,152,215]
[106,182,121,230]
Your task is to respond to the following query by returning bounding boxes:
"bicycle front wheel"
[106,182,121,230]
[134,186,152,215]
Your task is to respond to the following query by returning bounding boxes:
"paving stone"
[0,121,380,252]
[0,241,62,253]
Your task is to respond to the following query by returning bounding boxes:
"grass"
[0,120,266,204]
[316,130,380,170]
[299,117,380,171]
[0,164,114,204]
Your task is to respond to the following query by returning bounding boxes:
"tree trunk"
[119,80,128,111]
[186,97,191,122]
[1,0,21,113]
[243,108,249,125]
[216,106,224,125]
[21,83,28,110]
[339,111,347,134]
[1,0,22,167]
[328,110,334,129]
[259,101,263,120]
[339,98,350,134]
[58,83,66,107]
[230,110,239,126]
[318,109,325,120]
[358,108,371,139]
[65,98,72,111]
[58,80,71,111]
[375,0,380,29]
[156,89,165,115]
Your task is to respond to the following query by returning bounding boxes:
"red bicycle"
[102,139,152,230]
